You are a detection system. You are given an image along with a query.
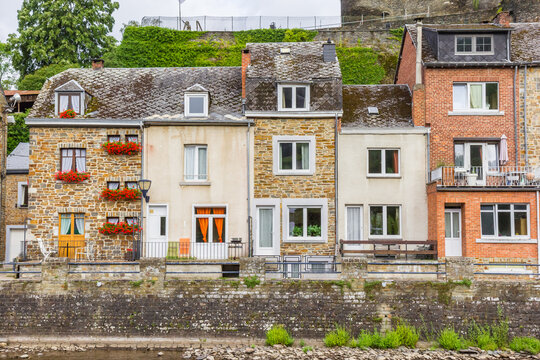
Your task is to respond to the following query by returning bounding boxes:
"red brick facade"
[396,31,417,92]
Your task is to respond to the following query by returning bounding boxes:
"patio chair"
[74,243,94,261]
[37,238,57,262]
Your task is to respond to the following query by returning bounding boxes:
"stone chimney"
[92,58,105,71]
[415,18,423,86]
[412,18,426,127]
[241,49,251,99]
[492,11,513,27]
[323,39,337,62]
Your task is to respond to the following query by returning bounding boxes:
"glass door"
[444,209,462,257]
[255,206,279,256]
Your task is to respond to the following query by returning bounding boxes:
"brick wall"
[395,31,416,92]
[253,118,336,256]
[27,127,141,260]
[428,186,538,259]
[424,67,516,169]
[0,279,539,338]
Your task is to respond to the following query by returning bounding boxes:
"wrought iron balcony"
[431,166,540,188]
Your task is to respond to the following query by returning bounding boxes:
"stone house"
[3,143,29,262]
[396,18,540,262]
[243,41,343,271]
[338,85,429,257]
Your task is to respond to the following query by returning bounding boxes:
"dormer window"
[58,93,81,114]
[185,94,208,117]
[278,84,310,111]
[455,35,493,55]
[54,80,87,116]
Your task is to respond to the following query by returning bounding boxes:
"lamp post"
[136,179,151,260]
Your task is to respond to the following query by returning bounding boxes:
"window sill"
[367,174,401,179]
[284,238,326,243]
[476,238,537,244]
[274,171,314,176]
[368,237,403,240]
[448,110,504,116]
[180,181,211,186]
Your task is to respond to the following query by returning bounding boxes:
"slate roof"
[341,85,413,129]
[405,22,540,64]
[29,67,243,120]
[6,142,29,173]
[246,42,341,81]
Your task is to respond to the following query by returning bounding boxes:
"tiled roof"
[246,42,341,81]
[6,142,29,172]
[405,22,540,64]
[341,85,413,128]
[29,67,243,120]
[4,90,40,96]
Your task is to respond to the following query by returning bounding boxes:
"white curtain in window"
[198,147,207,179]
[75,149,86,172]
[301,143,309,170]
[74,217,84,235]
[347,207,362,240]
[259,208,273,248]
[126,182,136,189]
[126,218,137,225]
[59,95,69,112]
[60,216,71,235]
[61,149,73,172]
[185,146,195,179]
[453,84,467,110]
[71,95,80,113]
[469,84,483,109]
[108,182,119,190]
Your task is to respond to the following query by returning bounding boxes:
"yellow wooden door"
[58,213,85,259]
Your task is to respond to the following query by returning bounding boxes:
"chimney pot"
[92,58,105,71]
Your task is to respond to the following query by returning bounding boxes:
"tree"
[8,0,119,77]
[7,110,30,155]
[18,62,79,90]
[0,42,17,89]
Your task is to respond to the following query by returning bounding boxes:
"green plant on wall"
[292,226,303,237]
[307,225,321,237]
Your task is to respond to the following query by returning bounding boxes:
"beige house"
[338,85,429,256]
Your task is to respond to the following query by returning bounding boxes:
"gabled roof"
[185,84,209,93]
[54,79,85,92]
[246,42,341,81]
[29,67,243,121]
[341,85,413,129]
[6,142,29,173]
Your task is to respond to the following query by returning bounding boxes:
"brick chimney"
[92,58,105,71]
[241,49,251,99]
[412,17,426,127]
[493,11,513,27]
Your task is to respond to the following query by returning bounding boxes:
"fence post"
[259,16,262,29]
[287,16,289,29]
[340,257,367,283]
[445,257,475,281]
[41,257,69,283]
[204,16,207,31]
[239,257,265,282]
[231,16,234,32]
[139,258,166,284]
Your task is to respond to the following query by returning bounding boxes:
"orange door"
[58,213,85,259]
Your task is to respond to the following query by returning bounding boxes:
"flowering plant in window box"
[98,222,141,235]
[55,170,90,183]
[102,141,142,155]
[100,188,141,201]
[59,109,77,118]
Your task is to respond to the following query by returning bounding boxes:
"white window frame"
[367,148,401,177]
[184,145,208,182]
[369,205,402,239]
[277,84,310,111]
[452,82,499,113]
[282,198,328,243]
[184,93,209,117]
[55,92,85,116]
[272,136,315,175]
[455,35,494,55]
[253,198,281,256]
[17,182,28,208]
[192,204,228,244]
[480,204,530,240]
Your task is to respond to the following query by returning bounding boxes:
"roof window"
[368,106,379,115]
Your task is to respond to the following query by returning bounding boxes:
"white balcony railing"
[431,166,540,187]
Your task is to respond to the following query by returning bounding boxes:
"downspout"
[537,191,539,266]
[139,121,144,259]
[334,113,339,258]
[246,120,251,257]
[427,131,430,182]
[513,66,518,166]
[524,65,528,167]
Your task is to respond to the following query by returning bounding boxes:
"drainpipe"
[513,66,518,166]
[246,121,251,257]
[537,191,539,266]
[524,65,528,167]
[426,131,431,182]
[415,19,423,86]
[139,121,144,259]
[334,113,339,258]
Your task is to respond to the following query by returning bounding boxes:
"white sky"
[0,0,341,42]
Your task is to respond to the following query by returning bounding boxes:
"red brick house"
[396,19,540,262]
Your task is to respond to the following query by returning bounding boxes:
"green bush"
[395,324,419,348]
[438,328,464,351]
[324,325,351,347]
[243,276,260,288]
[491,318,509,348]
[354,329,410,349]
[476,333,498,351]
[355,330,374,349]
[382,330,401,349]
[509,337,540,354]
[265,325,294,346]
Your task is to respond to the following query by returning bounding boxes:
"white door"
[344,206,363,254]
[6,228,25,262]
[445,209,462,257]
[146,205,168,257]
[463,143,498,186]
[254,206,279,256]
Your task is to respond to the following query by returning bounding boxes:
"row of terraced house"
[1,12,540,275]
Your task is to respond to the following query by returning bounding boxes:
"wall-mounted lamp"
[137,179,152,203]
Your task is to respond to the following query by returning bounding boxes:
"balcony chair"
[37,238,57,262]
[74,242,94,261]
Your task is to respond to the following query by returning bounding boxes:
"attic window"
[368,107,379,115]
[455,35,493,55]
[278,84,310,111]
[58,93,81,114]
[184,93,209,117]
[54,80,86,116]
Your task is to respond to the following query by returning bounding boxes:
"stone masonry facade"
[518,67,540,167]
[27,127,141,260]
[1,173,29,259]
[253,117,336,256]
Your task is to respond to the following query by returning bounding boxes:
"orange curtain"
[197,208,211,242]
[393,151,399,173]
[214,208,225,243]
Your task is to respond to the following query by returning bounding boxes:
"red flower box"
[101,188,141,201]
[98,222,141,235]
[102,142,141,155]
[55,171,90,183]
[59,109,76,118]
